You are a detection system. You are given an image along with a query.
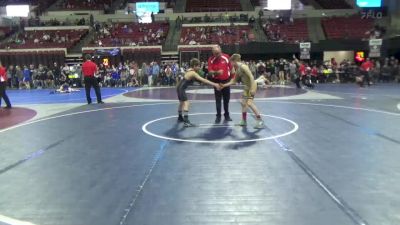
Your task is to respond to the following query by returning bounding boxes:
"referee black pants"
[84,76,102,104]
[213,79,230,118]
[0,82,11,107]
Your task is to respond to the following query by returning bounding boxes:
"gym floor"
[0,83,399,225]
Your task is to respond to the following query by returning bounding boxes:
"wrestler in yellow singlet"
[221,54,264,129]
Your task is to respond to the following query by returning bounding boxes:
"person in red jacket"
[82,54,103,104]
[0,61,11,109]
[208,45,233,123]
[360,58,374,87]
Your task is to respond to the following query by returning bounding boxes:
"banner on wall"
[299,42,311,60]
[369,39,382,58]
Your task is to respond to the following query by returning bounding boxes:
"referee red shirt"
[361,61,373,72]
[0,66,7,82]
[208,53,232,81]
[299,63,306,76]
[82,60,98,77]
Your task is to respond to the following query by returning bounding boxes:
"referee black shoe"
[224,116,233,122]
[215,116,222,124]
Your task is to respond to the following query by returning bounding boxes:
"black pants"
[213,79,230,118]
[362,71,370,86]
[302,75,314,88]
[84,76,102,103]
[294,76,301,88]
[0,82,11,107]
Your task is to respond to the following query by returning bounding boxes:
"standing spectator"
[278,59,286,85]
[296,59,306,89]
[393,59,400,83]
[208,45,233,123]
[29,64,36,88]
[380,62,391,82]
[360,58,374,87]
[267,59,276,82]
[0,61,12,108]
[120,66,128,87]
[52,62,61,86]
[151,62,160,86]
[111,65,121,87]
[22,65,31,89]
[15,66,23,89]
[249,61,257,78]
[7,65,15,88]
[165,65,173,85]
[37,64,47,88]
[311,65,318,84]
[98,64,107,86]
[141,63,149,86]
[289,60,297,85]
[82,54,103,104]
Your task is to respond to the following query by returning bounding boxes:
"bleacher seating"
[0,51,65,67]
[180,26,255,45]
[123,48,162,64]
[250,0,260,6]
[263,19,309,43]
[186,0,241,12]
[314,0,352,9]
[1,29,89,49]
[1,0,58,13]
[322,16,374,39]
[0,27,16,40]
[126,0,175,8]
[90,22,169,47]
[298,0,311,5]
[59,0,112,10]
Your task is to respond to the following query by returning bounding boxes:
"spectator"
[360,58,374,87]
[151,62,160,86]
[0,61,11,108]
[6,65,15,88]
[21,65,31,89]
[15,66,23,89]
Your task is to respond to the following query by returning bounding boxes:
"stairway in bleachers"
[70,28,95,54]
[163,20,181,52]
[307,17,325,42]
[240,0,254,11]
[253,19,268,42]
[174,0,187,13]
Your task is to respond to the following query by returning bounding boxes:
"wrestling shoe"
[254,120,265,129]
[236,120,247,127]
[177,116,184,122]
[184,120,196,127]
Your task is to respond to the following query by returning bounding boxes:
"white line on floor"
[0,214,38,225]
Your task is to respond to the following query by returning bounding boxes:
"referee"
[0,61,11,109]
[208,45,233,123]
[82,54,103,104]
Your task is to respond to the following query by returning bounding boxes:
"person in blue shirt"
[147,63,153,86]
[22,65,31,89]
[111,65,121,87]
[151,62,160,86]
